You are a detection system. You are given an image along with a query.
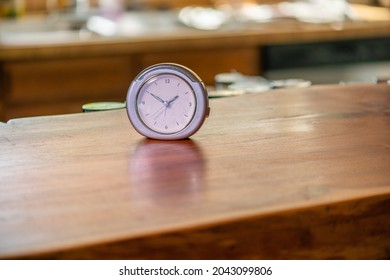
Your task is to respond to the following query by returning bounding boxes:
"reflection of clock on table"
[129,140,205,203]
[126,63,210,140]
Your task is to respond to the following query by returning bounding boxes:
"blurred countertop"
[0,5,390,61]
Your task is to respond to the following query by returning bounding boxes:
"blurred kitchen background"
[0,0,389,121]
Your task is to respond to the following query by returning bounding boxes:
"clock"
[126,63,210,140]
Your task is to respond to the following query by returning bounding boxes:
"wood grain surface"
[0,83,390,259]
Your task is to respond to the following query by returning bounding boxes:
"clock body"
[126,63,209,140]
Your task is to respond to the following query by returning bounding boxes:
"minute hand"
[149,92,165,104]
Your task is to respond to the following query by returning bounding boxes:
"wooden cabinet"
[138,46,260,84]
[1,7,389,121]
[0,47,260,121]
[2,56,134,120]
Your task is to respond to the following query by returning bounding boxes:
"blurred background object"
[378,0,390,7]
[262,37,390,84]
[0,0,25,18]
[0,0,389,121]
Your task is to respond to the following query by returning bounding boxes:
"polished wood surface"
[1,83,390,259]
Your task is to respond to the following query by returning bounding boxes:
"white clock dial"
[137,74,196,134]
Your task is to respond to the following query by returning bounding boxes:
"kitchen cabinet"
[1,7,390,121]
[2,56,134,119]
[1,46,259,120]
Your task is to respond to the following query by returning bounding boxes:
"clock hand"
[164,96,179,117]
[151,104,166,119]
[150,96,178,120]
[167,95,179,106]
[149,92,165,104]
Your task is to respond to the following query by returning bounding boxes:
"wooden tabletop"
[1,83,390,259]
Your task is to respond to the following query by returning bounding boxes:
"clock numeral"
[165,125,168,129]
[165,79,170,84]
[189,102,192,107]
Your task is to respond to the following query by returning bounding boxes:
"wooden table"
[1,83,390,259]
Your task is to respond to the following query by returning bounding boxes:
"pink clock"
[126,63,210,140]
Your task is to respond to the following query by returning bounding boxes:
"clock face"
[136,73,197,134]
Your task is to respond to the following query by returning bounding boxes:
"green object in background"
[82,102,126,112]
[0,0,24,18]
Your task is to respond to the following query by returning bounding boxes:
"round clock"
[126,63,210,140]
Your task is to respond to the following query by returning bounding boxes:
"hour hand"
[149,92,165,104]
[168,95,179,106]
